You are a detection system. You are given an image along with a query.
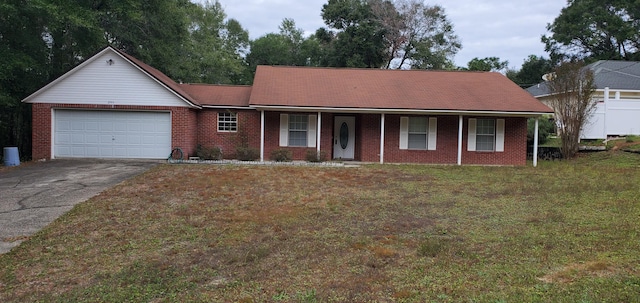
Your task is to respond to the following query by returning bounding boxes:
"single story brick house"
[24,46,552,165]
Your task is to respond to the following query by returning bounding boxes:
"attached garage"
[24,46,202,160]
[53,110,171,159]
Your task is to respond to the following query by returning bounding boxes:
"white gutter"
[202,105,252,110]
[250,105,551,117]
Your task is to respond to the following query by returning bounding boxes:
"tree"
[320,0,387,67]
[543,0,640,61]
[179,1,250,84]
[465,57,508,72]
[546,61,596,159]
[247,19,314,69]
[0,0,253,159]
[319,0,460,69]
[376,0,460,70]
[506,55,554,88]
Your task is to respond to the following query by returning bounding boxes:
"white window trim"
[217,112,237,132]
[279,114,317,148]
[467,118,504,152]
[399,116,437,150]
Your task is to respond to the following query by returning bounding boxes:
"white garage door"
[54,110,171,159]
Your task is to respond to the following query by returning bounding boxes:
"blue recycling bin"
[3,147,20,166]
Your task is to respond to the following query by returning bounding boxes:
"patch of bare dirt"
[538,261,618,284]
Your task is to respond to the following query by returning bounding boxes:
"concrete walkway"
[0,159,157,254]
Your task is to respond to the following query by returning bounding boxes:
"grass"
[1,151,640,302]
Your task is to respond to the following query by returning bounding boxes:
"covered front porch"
[255,109,544,166]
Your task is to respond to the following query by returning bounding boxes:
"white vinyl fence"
[582,89,640,139]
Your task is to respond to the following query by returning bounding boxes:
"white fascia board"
[202,105,252,110]
[250,105,552,117]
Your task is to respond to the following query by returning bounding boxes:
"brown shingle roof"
[250,66,553,114]
[178,84,251,107]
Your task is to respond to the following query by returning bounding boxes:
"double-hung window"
[475,119,495,151]
[218,112,237,132]
[288,114,308,147]
[467,118,505,152]
[399,116,437,150]
[279,114,317,148]
[408,117,428,149]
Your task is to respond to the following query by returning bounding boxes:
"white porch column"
[317,112,322,157]
[533,117,539,167]
[260,110,265,162]
[380,113,385,164]
[604,87,609,139]
[457,115,463,165]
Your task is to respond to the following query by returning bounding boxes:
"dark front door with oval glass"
[333,116,355,159]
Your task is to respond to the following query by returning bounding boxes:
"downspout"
[533,118,539,167]
[260,110,265,162]
[380,113,385,164]
[457,115,463,165]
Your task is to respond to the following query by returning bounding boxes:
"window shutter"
[307,115,317,148]
[467,118,477,151]
[495,119,505,152]
[399,117,409,150]
[279,114,289,147]
[428,117,437,150]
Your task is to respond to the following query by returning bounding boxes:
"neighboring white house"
[527,60,640,139]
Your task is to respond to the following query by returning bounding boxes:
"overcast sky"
[217,0,568,69]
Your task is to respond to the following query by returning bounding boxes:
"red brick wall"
[196,109,261,159]
[379,115,459,164]
[356,114,527,165]
[32,104,528,165]
[263,111,334,161]
[31,103,52,160]
[30,103,198,160]
[461,117,527,166]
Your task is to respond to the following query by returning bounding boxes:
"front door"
[333,116,355,159]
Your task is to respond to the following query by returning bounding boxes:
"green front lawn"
[1,151,639,302]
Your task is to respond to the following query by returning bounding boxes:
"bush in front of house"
[236,147,260,161]
[270,149,292,162]
[196,144,223,160]
[305,150,327,162]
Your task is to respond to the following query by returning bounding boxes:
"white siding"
[26,50,189,107]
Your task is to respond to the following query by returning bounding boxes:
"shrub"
[527,117,555,146]
[305,150,327,162]
[270,149,292,162]
[195,144,223,160]
[236,147,260,161]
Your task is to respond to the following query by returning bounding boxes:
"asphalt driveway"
[0,159,158,254]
